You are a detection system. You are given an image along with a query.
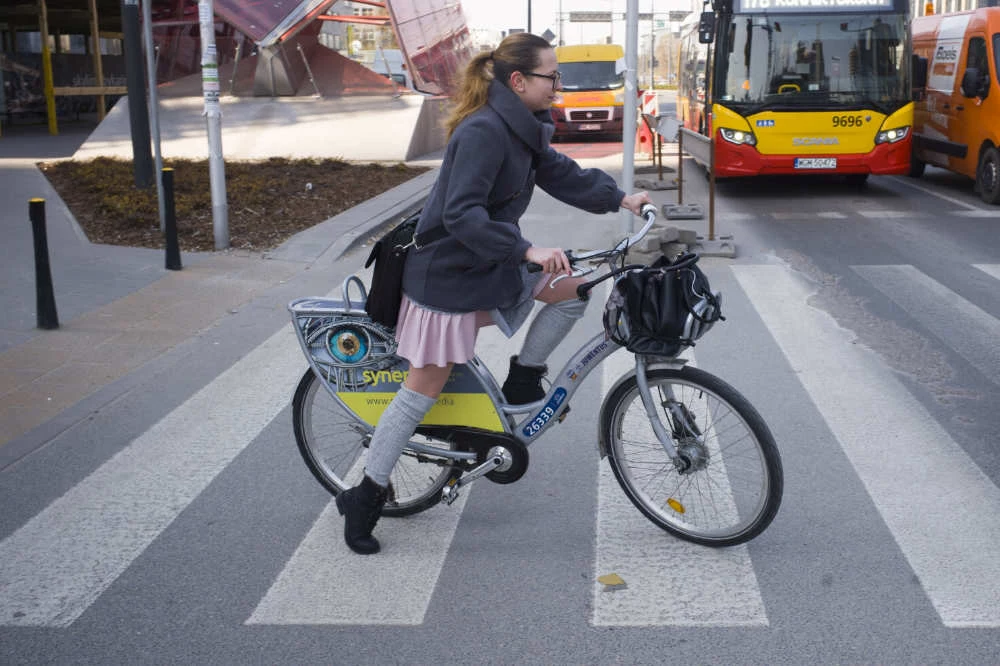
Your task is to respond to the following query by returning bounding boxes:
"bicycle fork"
[634,356,702,472]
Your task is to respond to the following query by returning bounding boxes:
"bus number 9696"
[832,115,865,128]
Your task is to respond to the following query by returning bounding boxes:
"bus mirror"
[911,54,927,91]
[698,12,716,44]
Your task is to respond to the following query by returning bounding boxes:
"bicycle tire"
[292,369,462,517]
[600,365,782,547]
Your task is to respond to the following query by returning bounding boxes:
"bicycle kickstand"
[440,446,514,505]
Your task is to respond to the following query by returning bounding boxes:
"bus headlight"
[719,127,757,146]
[875,126,910,144]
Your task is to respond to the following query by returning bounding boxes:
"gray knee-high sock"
[517,299,589,368]
[364,385,437,487]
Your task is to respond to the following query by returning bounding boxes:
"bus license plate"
[579,123,601,131]
[794,158,837,169]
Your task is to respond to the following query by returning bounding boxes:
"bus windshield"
[715,12,909,114]
[558,61,624,91]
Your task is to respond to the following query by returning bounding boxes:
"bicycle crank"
[441,446,512,505]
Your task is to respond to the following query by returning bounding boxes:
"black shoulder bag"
[363,209,447,327]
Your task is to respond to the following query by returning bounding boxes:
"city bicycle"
[288,205,782,547]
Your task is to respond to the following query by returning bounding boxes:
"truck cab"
[911,8,1000,204]
[550,44,625,140]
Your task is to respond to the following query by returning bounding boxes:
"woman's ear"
[509,71,525,93]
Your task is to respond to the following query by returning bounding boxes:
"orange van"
[911,8,1000,204]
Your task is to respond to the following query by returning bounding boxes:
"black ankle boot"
[501,355,547,405]
[335,476,388,555]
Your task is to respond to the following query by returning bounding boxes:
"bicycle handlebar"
[526,203,659,275]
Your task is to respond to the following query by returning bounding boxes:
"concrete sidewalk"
[0,124,435,456]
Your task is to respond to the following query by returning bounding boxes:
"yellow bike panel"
[339,392,505,431]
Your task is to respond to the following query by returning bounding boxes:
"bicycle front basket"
[602,254,723,356]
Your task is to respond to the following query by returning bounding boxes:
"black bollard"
[162,168,182,271]
[29,198,60,330]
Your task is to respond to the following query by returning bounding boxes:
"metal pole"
[38,0,58,136]
[558,0,563,45]
[649,1,655,88]
[621,0,639,233]
[123,0,153,188]
[198,0,229,249]
[677,129,684,205]
[527,0,531,33]
[88,0,106,120]
[142,0,165,231]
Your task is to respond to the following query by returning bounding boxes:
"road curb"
[266,167,439,265]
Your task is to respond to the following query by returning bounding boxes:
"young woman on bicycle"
[336,32,653,554]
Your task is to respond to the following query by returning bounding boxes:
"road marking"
[852,265,1000,384]
[953,210,1000,218]
[0,324,304,627]
[858,210,911,218]
[248,462,469,625]
[973,264,1000,281]
[591,348,768,627]
[250,320,518,626]
[888,175,983,211]
[734,264,1000,627]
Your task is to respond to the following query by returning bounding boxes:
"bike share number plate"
[522,388,567,438]
[794,157,837,169]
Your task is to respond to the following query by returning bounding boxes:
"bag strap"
[411,223,449,250]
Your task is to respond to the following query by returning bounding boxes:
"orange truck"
[911,8,1000,204]
[550,44,625,139]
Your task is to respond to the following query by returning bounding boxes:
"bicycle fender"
[597,356,689,459]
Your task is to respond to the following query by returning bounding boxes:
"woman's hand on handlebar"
[525,246,571,275]
[620,191,654,216]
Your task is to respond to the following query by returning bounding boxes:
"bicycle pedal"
[441,483,460,505]
[558,404,571,423]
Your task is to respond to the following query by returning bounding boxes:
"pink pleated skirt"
[395,275,550,368]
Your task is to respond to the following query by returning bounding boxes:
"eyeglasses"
[523,71,562,90]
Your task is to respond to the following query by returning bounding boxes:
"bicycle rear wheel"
[601,365,782,547]
[292,369,461,517]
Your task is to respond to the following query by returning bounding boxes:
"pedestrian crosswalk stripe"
[972,264,1000,282]
[953,210,999,218]
[733,264,1000,628]
[249,321,519,626]
[858,210,911,218]
[852,265,1000,385]
[591,347,768,627]
[0,323,304,627]
[247,461,469,626]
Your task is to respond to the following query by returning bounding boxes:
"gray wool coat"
[402,79,626,313]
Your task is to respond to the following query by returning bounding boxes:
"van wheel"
[977,147,1000,205]
[909,159,926,178]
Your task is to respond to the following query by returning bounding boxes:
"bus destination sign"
[734,0,894,11]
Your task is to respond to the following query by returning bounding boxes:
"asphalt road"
[2,139,1000,664]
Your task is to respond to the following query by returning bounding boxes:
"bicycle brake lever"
[549,265,595,288]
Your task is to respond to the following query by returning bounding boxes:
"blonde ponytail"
[445,52,494,138]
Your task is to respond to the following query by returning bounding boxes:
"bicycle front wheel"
[292,369,461,517]
[601,365,782,547]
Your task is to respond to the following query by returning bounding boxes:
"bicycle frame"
[289,287,688,470]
